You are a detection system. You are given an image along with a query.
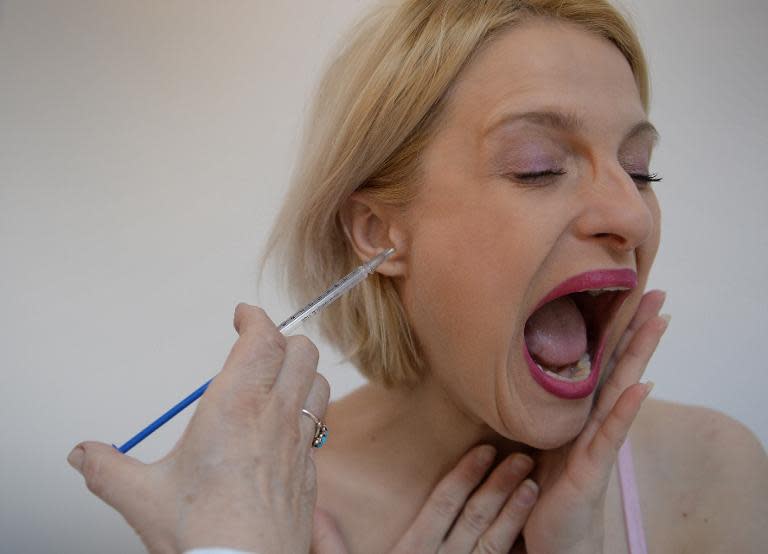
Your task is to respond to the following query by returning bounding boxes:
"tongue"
[525,295,588,368]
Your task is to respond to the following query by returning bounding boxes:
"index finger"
[611,290,666,362]
[204,303,287,413]
[589,312,668,429]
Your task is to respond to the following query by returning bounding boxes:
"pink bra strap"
[617,437,648,554]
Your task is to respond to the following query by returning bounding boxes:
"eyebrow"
[486,110,660,145]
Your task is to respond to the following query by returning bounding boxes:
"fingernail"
[477,445,496,466]
[67,446,84,474]
[515,479,539,507]
[659,313,671,326]
[642,381,655,400]
[511,453,534,473]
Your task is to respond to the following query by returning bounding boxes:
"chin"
[517,407,591,450]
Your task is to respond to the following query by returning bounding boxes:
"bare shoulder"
[634,397,766,455]
[632,397,768,551]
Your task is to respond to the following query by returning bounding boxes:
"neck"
[327,375,537,490]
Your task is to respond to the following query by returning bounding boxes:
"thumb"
[311,508,348,554]
[67,441,150,516]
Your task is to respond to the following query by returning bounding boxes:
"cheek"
[401,195,545,401]
[406,196,536,331]
[641,191,662,261]
[406,221,510,355]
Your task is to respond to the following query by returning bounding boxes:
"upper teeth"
[583,286,629,296]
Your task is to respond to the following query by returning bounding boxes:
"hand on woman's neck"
[316,376,546,553]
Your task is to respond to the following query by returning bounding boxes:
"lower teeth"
[537,352,592,382]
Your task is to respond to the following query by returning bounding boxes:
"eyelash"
[513,169,663,186]
[632,172,663,183]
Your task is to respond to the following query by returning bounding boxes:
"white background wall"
[1,1,766,552]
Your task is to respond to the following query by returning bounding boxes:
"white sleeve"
[184,547,256,554]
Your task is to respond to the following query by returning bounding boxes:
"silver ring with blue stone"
[301,409,329,448]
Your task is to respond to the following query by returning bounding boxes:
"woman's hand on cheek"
[522,290,669,554]
[312,446,538,554]
[66,304,330,554]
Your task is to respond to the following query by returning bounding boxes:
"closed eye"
[628,172,663,189]
[510,169,662,187]
[512,169,567,182]
[629,172,662,183]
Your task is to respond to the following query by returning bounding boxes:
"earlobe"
[340,193,408,277]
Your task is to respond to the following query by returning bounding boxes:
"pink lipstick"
[523,268,637,399]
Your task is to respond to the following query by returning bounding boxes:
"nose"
[572,164,654,253]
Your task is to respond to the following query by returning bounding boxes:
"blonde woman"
[265,0,767,552]
[69,1,766,553]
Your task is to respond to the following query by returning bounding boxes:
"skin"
[66,16,767,554]
[310,19,762,553]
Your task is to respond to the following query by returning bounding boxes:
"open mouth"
[522,269,637,399]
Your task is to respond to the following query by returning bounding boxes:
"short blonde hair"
[262,0,650,387]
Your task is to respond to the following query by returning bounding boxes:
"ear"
[339,192,408,277]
